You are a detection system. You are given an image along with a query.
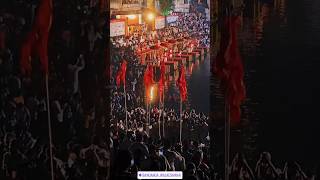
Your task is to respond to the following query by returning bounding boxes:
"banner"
[155,16,165,30]
[174,4,190,13]
[110,19,126,37]
[166,15,179,24]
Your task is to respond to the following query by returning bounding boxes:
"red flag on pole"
[116,60,127,87]
[177,66,187,102]
[144,65,154,101]
[20,0,52,75]
[228,16,246,124]
[159,62,166,102]
[215,16,246,124]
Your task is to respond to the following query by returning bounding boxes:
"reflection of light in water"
[261,4,270,19]
[189,63,194,74]
[195,60,199,66]
[279,0,287,23]
[255,3,270,45]
[273,0,287,24]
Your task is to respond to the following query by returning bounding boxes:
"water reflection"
[239,0,320,166]
[165,56,210,114]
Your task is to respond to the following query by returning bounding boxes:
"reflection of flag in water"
[159,62,166,102]
[177,66,187,102]
[215,16,246,124]
[144,65,154,101]
[116,60,127,87]
[20,0,52,75]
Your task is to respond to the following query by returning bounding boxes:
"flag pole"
[179,98,183,144]
[148,100,151,135]
[162,93,165,138]
[224,7,231,180]
[158,97,161,139]
[225,98,230,180]
[124,84,128,133]
[145,89,149,135]
[45,74,55,180]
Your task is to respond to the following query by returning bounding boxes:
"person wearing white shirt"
[131,78,137,92]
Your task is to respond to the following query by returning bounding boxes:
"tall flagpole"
[225,99,230,180]
[124,84,128,132]
[45,74,54,180]
[148,101,151,135]
[225,6,232,180]
[179,98,183,144]
[158,98,161,139]
[146,99,149,135]
[162,93,165,138]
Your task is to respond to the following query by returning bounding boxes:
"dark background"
[242,0,320,168]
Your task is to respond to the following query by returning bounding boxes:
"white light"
[147,13,155,21]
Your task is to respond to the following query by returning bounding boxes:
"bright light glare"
[147,13,154,21]
[150,86,154,101]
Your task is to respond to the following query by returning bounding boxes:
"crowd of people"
[110,12,209,57]
[109,11,213,180]
[0,0,317,180]
[1,0,110,179]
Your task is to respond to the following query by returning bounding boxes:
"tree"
[159,0,174,16]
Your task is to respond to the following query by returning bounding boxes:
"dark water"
[240,0,320,168]
[188,56,211,114]
[166,56,210,114]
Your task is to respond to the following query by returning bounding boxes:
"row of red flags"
[116,61,187,102]
[214,15,246,124]
[19,0,242,125]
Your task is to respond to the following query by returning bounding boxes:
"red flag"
[116,60,127,87]
[144,65,154,101]
[216,16,246,124]
[177,66,187,101]
[20,0,52,75]
[159,62,166,102]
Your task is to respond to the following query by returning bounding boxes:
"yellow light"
[150,86,154,101]
[116,15,121,19]
[147,13,154,21]
[127,15,136,19]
